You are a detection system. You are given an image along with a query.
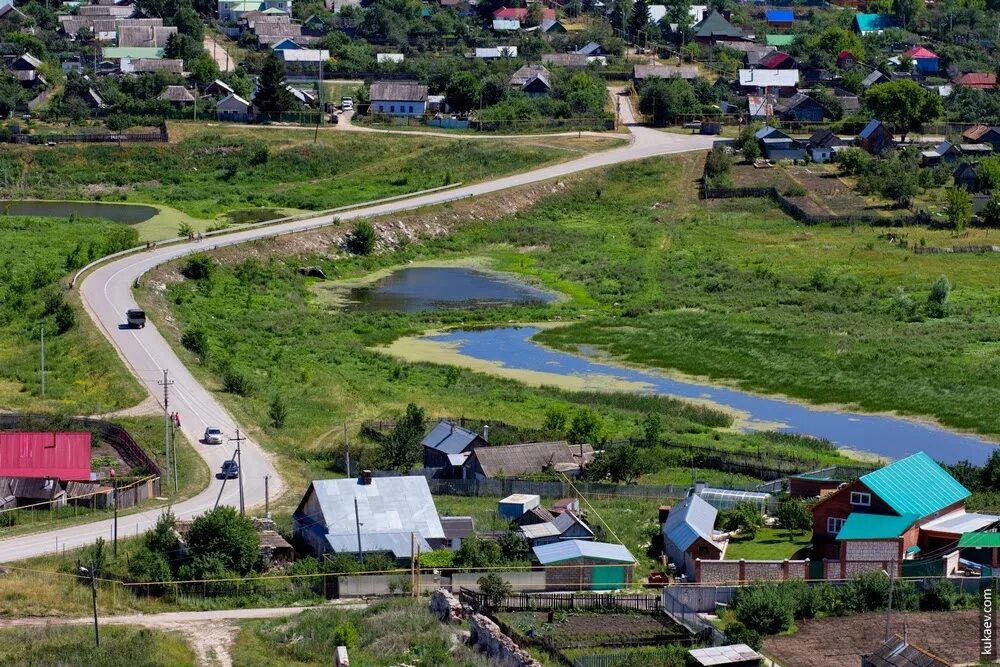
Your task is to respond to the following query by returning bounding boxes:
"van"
[126,309,146,328]
[341,96,353,111]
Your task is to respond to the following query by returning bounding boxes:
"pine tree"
[629,0,651,42]
[255,50,296,115]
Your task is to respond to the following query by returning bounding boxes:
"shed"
[953,162,980,192]
[862,634,952,667]
[858,118,893,155]
[689,644,763,666]
[662,493,723,575]
[765,9,794,26]
[694,484,770,513]
[158,85,194,107]
[533,540,635,591]
[0,432,92,482]
[204,79,234,98]
[436,516,474,550]
[421,420,487,469]
[0,476,68,507]
[499,493,540,521]
[216,93,252,122]
[521,510,594,546]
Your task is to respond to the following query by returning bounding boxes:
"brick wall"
[544,562,589,590]
[696,559,809,583]
[844,540,899,561]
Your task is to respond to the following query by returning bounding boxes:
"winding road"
[0,94,716,563]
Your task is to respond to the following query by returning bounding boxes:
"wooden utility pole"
[157,370,173,488]
[230,429,246,516]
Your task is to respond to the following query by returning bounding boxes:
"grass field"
[231,598,491,667]
[0,625,195,667]
[723,527,812,561]
[0,124,616,219]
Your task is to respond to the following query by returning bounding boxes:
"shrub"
[841,570,918,613]
[181,255,215,280]
[920,578,961,611]
[784,183,807,197]
[705,145,733,178]
[268,394,288,428]
[333,622,358,649]
[724,620,762,650]
[718,501,765,539]
[731,582,794,635]
[181,326,209,360]
[222,368,255,396]
[186,506,260,575]
[926,275,950,318]
[478,573,513,608]
[346,220,377,255]
[54,301,76,334]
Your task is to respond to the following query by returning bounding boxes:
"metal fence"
[704,184,915,227]
[662,586,728,647]
[572,649,687,667]
[460,588,663,612]
[9,124,168,145]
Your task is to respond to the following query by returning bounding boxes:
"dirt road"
[203,35,234,72]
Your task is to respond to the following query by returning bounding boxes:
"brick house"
[810,452,979,561]
[533,540,635,591]
[662,493,724,575]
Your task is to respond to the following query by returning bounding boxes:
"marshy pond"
[1,200,158,224]
[321,266,559,313]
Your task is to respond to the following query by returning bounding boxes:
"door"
[591,565,624,591]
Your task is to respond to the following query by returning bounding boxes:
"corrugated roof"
[922,511,999,535]
[470,441,591,478]
[835,512,919,540]
[0,475,67,501]
[522,522,562,539]
[103,46,164,59]
[0,432,92,481]
[689,644,763,666]
[860,452,970,517]
[738,68,799,88]
[326,531,431,559]
[633,64,698,80]
[765,34,795,46]
[859,118,884,139]
[158,85,194,103]
[663,494,717,554]
[853,13,901,33]
[904,45,938,60]
[693,10,742,38]
[866,635,952,667]
[421,420,480,455]
[765,9,794,21]
[958,532,1000,548]
[533,539,634,564]
[542,53,587,67]
[440,516,475,539]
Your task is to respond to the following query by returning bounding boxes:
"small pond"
[340,267,558,313]
[423,326,997,465]
[0,200,158,224]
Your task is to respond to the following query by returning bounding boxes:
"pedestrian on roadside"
[175,412,181,428]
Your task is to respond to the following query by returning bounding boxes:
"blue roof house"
[810,452,988,569]
[765,9,794,27]
[662,494,724,576]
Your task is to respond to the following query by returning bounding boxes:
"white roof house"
[738,68,799,89]
[475,46,517,59]
[280,49,330,63]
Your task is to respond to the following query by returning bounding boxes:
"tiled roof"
[860,452,970,517]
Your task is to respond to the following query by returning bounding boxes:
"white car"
[204,427,224,445]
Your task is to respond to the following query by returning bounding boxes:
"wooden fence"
[704,184,914,227]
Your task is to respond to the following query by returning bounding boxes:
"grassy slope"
[0,625,194,667]
[0,125,617,219]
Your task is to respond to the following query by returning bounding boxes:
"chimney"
[482,424,489,443]
[450,422,455,434]
[360,469,372,485]
[694,481,707,495]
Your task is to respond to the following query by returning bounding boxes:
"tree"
[978,157,1000,191]
[145,509,180,555]
[378,403,426,472]
[638,77,700,127]
[864,80,942,140]
[776,499,812,537]
[732,583,795,635]
[444,71,481,114]
[641,412,661,447]
[980,449,1000,490]
[663,0,692,25]
[804,26,864,63]
[719,501,764,539]
[0,72,26,119]
[893,0,923,28]
[926,275,951,318]
[527,2,544,25]
[629,0,651,41]
[455,535,505,568]
[559,72,607,116]
[478,573,513,608]
[181,326,209,360]
[543,405,568,432]
[269,394,288,428]
[704,145,732,179]
[186,506,260,575]
[255,51,296,115]
[171,2,203,40]
[943,186,973,230]
[187,52,220,85]
[587,444,643,483]
[983,191,1000,227]
[346,220,377,255]
[566,408,603,445]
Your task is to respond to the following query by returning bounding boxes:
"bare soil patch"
[763,610,979,667]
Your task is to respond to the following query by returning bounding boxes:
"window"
[408,105,414,113]
[827,517,845,535]
[850,492,871,506]
[390,105,395,113]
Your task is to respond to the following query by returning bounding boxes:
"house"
[509,64,552,94]
[861,70,889,89]
[0,476,67,508]
[158,85,194,107]
[789,464,856,498]
[747,95,774,120]
[633,64,699,81]
[217,0,290,22]
[492,6,555,22]
[120,58,183,74]
[204,79,234,98]
[810,451,988,561]
[102,46,165,62]
[574,42,607,57]
[920,140,961,165]
[953,72,997,90]
[759,132,806,161]
[301,13,327,35]
[533,540,635,591]
[216,93,252,121]
[862,635,953,667]
[837,50,858,69]
[0,432,92,482]
[293,472,446,561]
[902,45,939,75]
[765,9,793,27]
[541,53,587,68]
[960,143,992,158]
[515,504,556,527]
[421,420,487,469]
[462,441,592,480]
[953,162,981,192]
[963,125,1000,152]
[738,69,798,96]
[118,24,176,48]
[436,516,474,551]
[521,510,594,546]
[370,80,428,117]
[9,53,45,88]
[764,34,795,48]
[758,51,797,70]
[499,493,542,521]
[743,46,776,68]
[440,0,475,16]
[474,46,517,59]
[689,645,763,667]
[83,87,106,110]
[271,37,301,50]
[778,93,824,122]
[280,49,330,69]
[852,13,901,35]
[692,10,745,44]
[662,493,724,576]
[858,118,894,155]
[535,18,566,33]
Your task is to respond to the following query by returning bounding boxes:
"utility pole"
[39,325,45,398]
[314,57,323,143]
[884,560,896,641]
[344,422,351,478]
[230,429,246,516]
[171,421,179,495]
[354,498,363,564]
[158,370,173,489]
[79,564,100,647]
[264,474,270,517]
[112,477,118,556]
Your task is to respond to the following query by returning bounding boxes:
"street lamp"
[881,560,896,642]
[79,565,100,648]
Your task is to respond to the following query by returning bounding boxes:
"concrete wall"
[452,572,546,593]
[696,559,809,583]
[337,574,443,597]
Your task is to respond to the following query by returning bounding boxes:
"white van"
[341,96,353,111]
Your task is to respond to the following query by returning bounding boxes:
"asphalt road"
[0,95,716,563]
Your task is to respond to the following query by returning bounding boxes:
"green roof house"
[764,34,795,47]
[810,452,995,573]
[852,13,901,35]
[693,10,745,44]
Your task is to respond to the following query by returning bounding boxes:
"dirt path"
[0,604,365,666]
[90,395,161,419]
[203,35,234,73]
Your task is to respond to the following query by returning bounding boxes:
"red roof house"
[953,73,997,90]
[837,50,857,68]
[902,45,940,74]
[0,432,92,481]
[492,6,556,21]
[759,51,797,70]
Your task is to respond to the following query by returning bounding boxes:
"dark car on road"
[126,309,146,328]
[219,460,239,479]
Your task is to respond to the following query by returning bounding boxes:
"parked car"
[682,120,702,129]
[204,426,224,445]
[220,460,239,479]
[341,96,353,111]
[126,309,146,328]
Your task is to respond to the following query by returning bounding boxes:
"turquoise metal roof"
[860,452,970,517]
[836,512,918,540]
[853,13,901,32]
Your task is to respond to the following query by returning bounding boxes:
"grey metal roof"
[440,516,475,539]
[866,635,951,667]
[325,531,431,559]
[574,41,603,55]
[553,511,593,536]
[663,494,717,559]
[521,522,562,539]
[422,420,480,455]
[303,476,444,556]
[689,644,763,666]
[533,539,634,564]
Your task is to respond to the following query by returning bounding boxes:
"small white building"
[370,80,428,116]
[216,93,252,122]
[474,46,517,60]
[499,493,540,521]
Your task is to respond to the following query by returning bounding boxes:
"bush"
[718,501,765,539]
[346,220,377,255]
[784,183,807,197]
[222,368,255,396]
[181,326,209,360]
[186,506,260,575]
[333,622,358,649]
[841,570,917,613]
[705,145,733,178]
[268,394,288,428]
[54,301,76,334]
[919,578,962,611]
[478,573,513,608]
[724,620,762,650]
[731,582,794,635]
[181,255,214,280]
